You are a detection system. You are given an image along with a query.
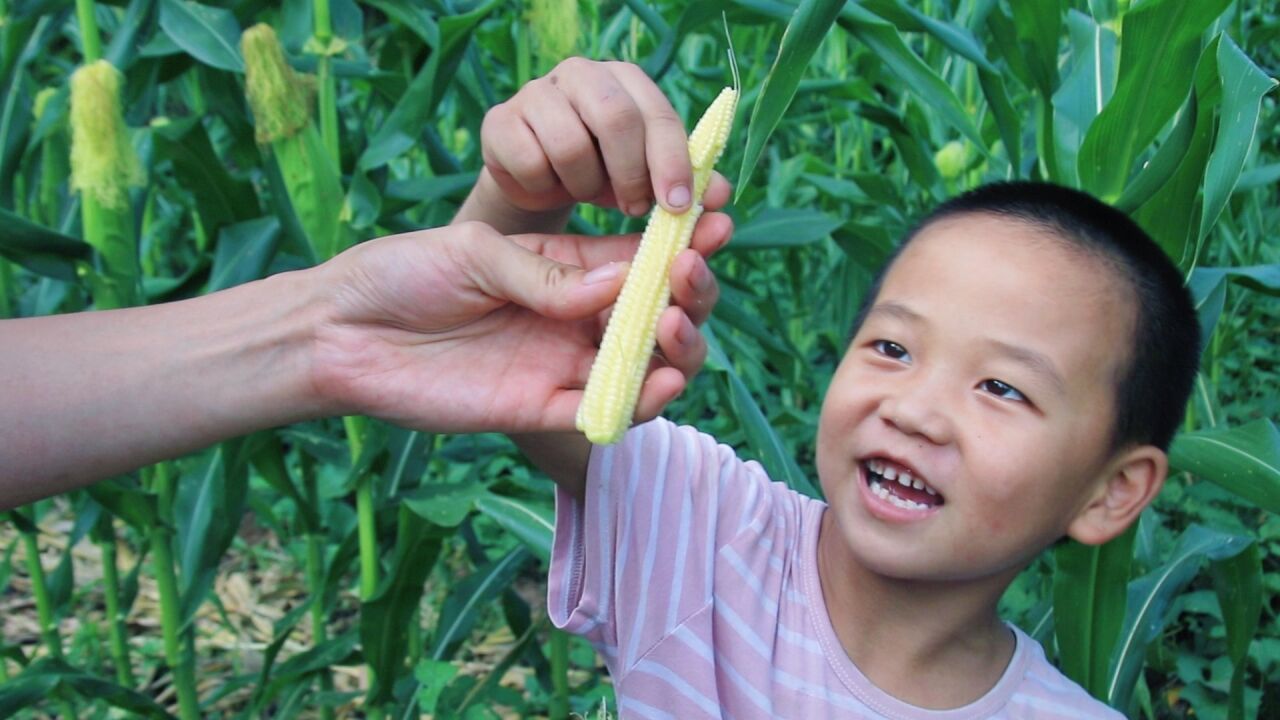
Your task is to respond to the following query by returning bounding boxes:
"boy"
[457,59,1200,718]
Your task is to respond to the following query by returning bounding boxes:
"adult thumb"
[471,231,630,319]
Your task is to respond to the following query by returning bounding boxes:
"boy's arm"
[458,59,730,496]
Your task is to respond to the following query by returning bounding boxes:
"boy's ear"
[1067,445,1168,546]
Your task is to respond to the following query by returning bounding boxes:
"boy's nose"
[879,377,954,446]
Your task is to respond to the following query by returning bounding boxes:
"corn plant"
[0,1,1275,719]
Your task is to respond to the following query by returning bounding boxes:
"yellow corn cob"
[576,87,738,444]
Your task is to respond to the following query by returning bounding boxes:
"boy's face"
[816,213,1135,584]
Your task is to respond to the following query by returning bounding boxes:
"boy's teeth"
[882,466,898,481]
[868,479,931,511]
[911,478,924,490]
[924,485,937,495]
[895,473,912,489]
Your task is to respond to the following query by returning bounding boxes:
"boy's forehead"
[871,213,1135,380]
[888,213,1113,294]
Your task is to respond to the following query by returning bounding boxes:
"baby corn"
[576,87,738,444]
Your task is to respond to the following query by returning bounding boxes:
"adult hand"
[312,207,731,435]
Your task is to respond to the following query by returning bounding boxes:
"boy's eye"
[980,379,1027,402]
[873,340,911,361]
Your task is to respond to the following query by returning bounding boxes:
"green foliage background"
[0,0,1276,718]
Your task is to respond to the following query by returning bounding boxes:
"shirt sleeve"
[546,417,775,674]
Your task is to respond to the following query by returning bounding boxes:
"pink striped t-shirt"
[548,418,1125,719]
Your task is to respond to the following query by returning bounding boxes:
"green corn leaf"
[641,0,732,80]
[259,628,359,707]
[206,216,281,292]
[706,326,820,498]
[1198,34,1278,247]
[1235,162,1280,193]
[1113,89,1195,214]
[247,432,319,533]
[840,6,986,149]
[1009,0,1062,98]
[103,0,156,69]
[86,478,158,530]
[0,208,92,282]
[430,546,530,662]
[0,674,57,715]
[730,208,843,250]
[1169,420,1280,515]
[1051,10,1117,187]
[1104,525,1253,710]
[402,481,488,528]
[475,493,554,564]
[1077,0,1232,201]
[382,427,433,498]
[1133,36,1221,267]
[175,442,251,624]
[1053,524,1137,699]
[152,119,260,241]
[159,0,244,72]
[359,0,498,171]
[860,0,997,73]
[361,509,442,705]
[1190,264,1280,297]
[735,0,845,197]
[1211,542,1263,720]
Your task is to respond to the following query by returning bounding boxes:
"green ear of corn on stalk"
[576,86,738,444]
[242,23,350,263]
[70,60,145,309]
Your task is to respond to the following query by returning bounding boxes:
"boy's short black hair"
[850,181,1201,452]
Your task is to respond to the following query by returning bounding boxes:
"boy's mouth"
[863,458,945,510]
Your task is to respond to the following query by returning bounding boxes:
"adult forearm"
[0,269,332,506]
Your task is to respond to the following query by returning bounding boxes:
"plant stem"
[345,415,383,719]
[313,0,340,165]
[302,456,335,720]
[74,0,101,62]
[150,463,200,720]
[99,531,135,686]
[19,516,61,659]
[549,628,570,719]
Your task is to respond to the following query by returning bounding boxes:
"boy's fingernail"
[677,317,697,346]
[629,201,651,217]
[690,259,712,292]
[582,262,624,285]
[667,185,690,209]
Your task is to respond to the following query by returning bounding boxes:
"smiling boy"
[460,59,1200,718]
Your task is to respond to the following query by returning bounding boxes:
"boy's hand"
[475,58,729,221]
[310,210,731,435]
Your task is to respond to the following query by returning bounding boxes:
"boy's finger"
[655,305,708,380]
[481,106,559,197]
[523,86,609,202]
[687,212,733,258]
[554,60,652,217]
[632,367,686,425]
[669,250,719,328]
[611,62,694,215]
[703,172,732,212]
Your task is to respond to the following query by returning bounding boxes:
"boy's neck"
[815,511,1019,710]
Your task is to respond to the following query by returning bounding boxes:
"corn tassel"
[576,87,737,444]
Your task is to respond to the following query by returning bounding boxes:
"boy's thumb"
[473,234,629,319]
